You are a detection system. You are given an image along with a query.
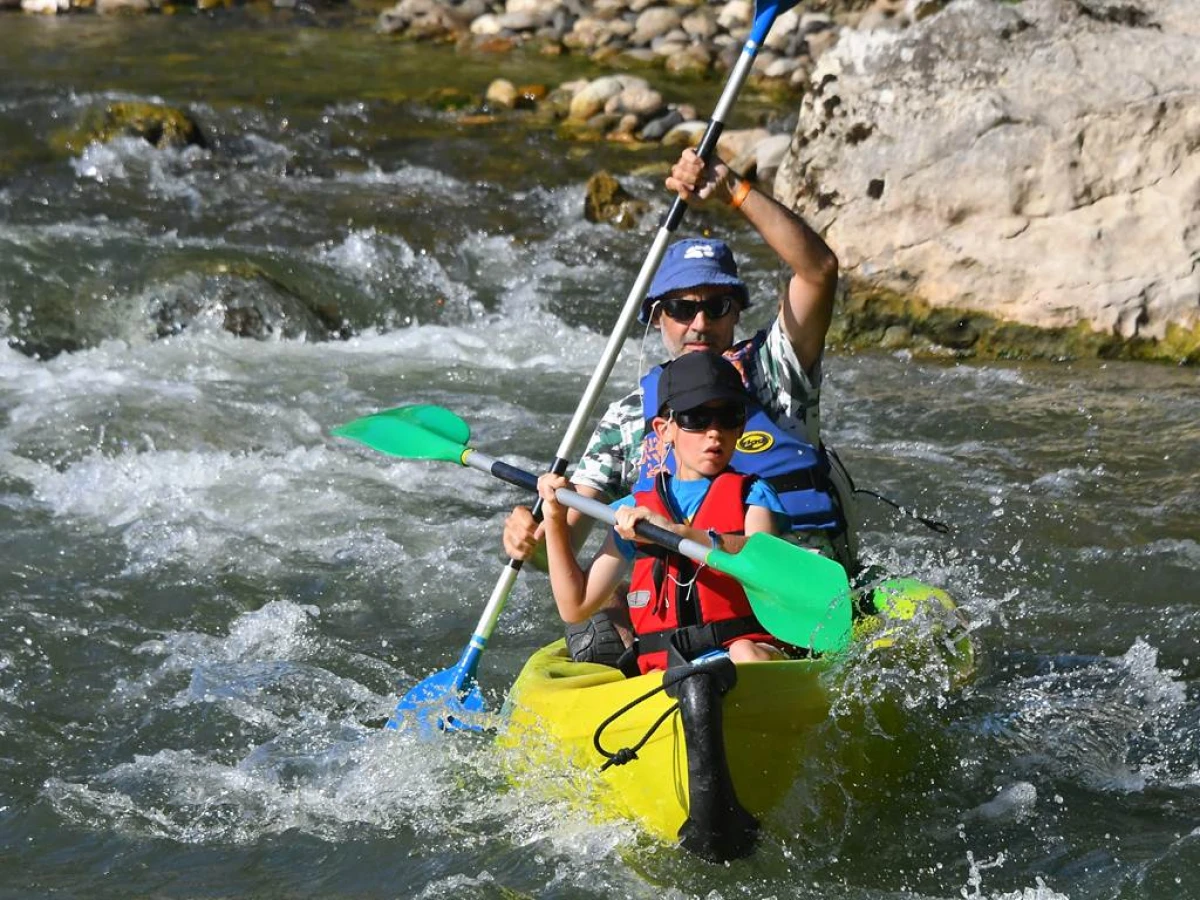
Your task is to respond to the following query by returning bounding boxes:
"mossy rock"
[1145,320,1200,366]
[583,171,649,230]
[149,259,348,343]
[556,119,606,143]
[423,86,476,112]
[55,101,206,154]
[833,279,1198,365]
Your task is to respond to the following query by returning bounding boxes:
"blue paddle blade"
[749,0,802,47]
[386,645,488,736]
[387,673,486,736]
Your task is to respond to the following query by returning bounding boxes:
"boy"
[537,353,789,674]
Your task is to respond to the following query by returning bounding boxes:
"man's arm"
[501,488,600,567]
[665,148,839,373]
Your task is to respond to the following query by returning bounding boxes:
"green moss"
[833,279,1198,365]
[54,101,205,154]
[1142,320,1200,366]
[421,86,476,112]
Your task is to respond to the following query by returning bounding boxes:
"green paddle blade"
[332,405,472,464]
[708,534,853,654]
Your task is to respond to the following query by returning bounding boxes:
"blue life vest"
[635,365,844,533]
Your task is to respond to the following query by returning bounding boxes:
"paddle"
[350,0,803,733]
[333,405,853,654]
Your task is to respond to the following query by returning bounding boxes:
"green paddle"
[334,405,853,654]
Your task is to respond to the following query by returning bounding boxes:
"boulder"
[567,75,625,120]
[55,101,206,154]
[20,0,69,12]
[148,262,347,343]
[584,171,649,229]
[776,0,1200,361]
[485,78,518,109]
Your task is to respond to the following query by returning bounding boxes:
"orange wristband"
[729,178,753,210]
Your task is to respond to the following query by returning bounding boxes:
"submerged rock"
[148,262,349,343]
[777,0,1200,363]
[583,170,649,229]
[56,101,207,154]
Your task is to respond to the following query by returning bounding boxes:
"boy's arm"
[539,475,628,624]
[543,510,589,622]
[547,527,627,625]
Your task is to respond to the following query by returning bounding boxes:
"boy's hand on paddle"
[666,147,739,208]
[536,473,571,526]
[613,504,673,543]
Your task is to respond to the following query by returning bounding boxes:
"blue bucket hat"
[639,238,750,324]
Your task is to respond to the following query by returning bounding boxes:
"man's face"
[652,286,742,358]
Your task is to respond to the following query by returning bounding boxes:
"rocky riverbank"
[7,0,1198,363]
[777,0,1200,364]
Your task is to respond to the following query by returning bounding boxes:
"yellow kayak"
[498,577,974,860]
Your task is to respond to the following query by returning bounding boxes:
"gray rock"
[639,108,684,141]
[776,0,1200,350]
[631,6,683,45]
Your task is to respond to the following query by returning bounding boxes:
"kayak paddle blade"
[332,405,471,464]
[386,659,487,736]
[708,534,852,654]
[749,0,801,45]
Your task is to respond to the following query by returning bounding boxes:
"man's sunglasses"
[671,404,746,432]
[659,294,738,323]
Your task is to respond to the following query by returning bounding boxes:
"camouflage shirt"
[571,320,822,500]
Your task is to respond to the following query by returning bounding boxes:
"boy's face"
[653,402,745,478]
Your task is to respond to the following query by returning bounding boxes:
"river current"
[2,12,1198,900]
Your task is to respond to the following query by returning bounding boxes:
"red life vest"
[626,472,777,674]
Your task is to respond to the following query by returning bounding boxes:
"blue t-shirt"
[610,475,786,561]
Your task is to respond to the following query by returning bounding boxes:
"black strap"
[635,615,766,660]
[592,681,678,771]
[854,488,950,534]
[767,470,821,493]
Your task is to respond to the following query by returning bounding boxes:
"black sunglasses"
[672,404,746,432]
[659,294,738,323]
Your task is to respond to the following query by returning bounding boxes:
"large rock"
[148,262,347,343]
[56,101,206,154]
[776,0,1200,361]
[583,170,649,229]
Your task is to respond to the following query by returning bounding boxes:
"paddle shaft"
[436,0,794,687]
[462,450,711,566]
[550,7,783,468]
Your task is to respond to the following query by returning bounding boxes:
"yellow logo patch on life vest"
[737,431,774,453]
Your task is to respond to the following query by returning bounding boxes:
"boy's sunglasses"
[671,404,746,432]
[659,294,738,323]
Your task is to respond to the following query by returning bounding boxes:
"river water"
[2,12,1198,900]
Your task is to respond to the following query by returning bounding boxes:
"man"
[504,146,859,663]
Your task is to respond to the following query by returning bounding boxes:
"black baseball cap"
[656,352,749,417]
